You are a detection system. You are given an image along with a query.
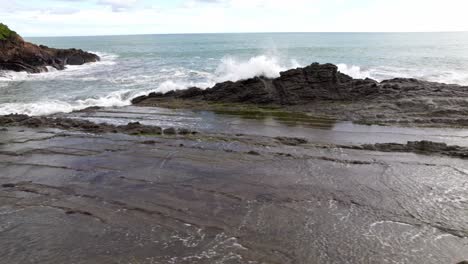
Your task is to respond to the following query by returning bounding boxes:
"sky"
[1,0,468,36]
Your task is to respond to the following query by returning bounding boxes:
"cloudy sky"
[1,0,467,36]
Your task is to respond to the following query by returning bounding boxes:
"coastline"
[1,104,467,263]
[1,63,468,263]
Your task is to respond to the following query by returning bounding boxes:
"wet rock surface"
[360,140,468,159]
[133,63,468,127]
[1,106,468,263]
[0,24,99,73]
[0,114,195,136]
[0,123,467,264]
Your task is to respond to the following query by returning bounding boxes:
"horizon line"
[25,30,468,38]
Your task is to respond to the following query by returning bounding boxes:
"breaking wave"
[0,90,132,116]
[337,63,468,85]
[215,55,301,82]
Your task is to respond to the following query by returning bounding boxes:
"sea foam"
[2,52,468,116]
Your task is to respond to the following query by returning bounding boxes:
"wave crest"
[215,55,300,82]
[0,90,131,116]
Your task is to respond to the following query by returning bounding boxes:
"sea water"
[1,32,467,116]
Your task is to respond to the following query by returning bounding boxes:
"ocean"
[1,32,468,116]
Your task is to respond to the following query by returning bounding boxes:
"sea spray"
[1,31,468,116]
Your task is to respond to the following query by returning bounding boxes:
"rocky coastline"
[0,23,99,73]
[1,42,467,262]
[132,63,468,127]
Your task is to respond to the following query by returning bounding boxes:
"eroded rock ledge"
[0,114,196,136]
[132,63,467,106]
[132,63,468,127]
[1,114,468,160]
[0,23,99,73]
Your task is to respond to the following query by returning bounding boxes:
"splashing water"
[1,33,468,116]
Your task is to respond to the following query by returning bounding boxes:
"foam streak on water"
[1,32,468,116]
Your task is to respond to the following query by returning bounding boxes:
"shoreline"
[1,62,468,263]
[1,107,467,263]
[131,63,468,129]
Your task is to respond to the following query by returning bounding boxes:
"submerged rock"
[163,127,177,135]
[0,23,99,73]
[361,140,468,159]
[275,137,308,146]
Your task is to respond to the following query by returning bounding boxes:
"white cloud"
[98,0,139,12]
[0,0,467,36]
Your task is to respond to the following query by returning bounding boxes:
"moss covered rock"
[0,23,16,41]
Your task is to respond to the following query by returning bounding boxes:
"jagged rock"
[132,62,468,108]
[132,63,447,106]
[0,23,99,73]
[131,62,468,127]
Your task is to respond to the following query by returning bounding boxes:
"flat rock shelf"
[0,106,467,264]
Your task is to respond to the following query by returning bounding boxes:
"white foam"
[3,52,468,116]
[0,90,131,116]
[337,63,468,85]
[134,55,301,97]
[337,64,372,79]
[215,55,300,82]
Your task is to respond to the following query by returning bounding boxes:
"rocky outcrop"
[132,62,468,127]
[0,23,99,73]
[360,141,468,159]
[132,63,467,106]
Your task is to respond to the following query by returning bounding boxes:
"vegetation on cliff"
[0,23,16,41]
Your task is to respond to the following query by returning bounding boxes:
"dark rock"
[0,24,99,73]
[132,63,468,123]
[362,140,468,159]
[131,92,164,104]
[76,106,102,113]
[65,210,93,216]
[275,137,308,146]
[0,114,164,136]
[22,117,44,127]
[177,128,196,135]
[247,150,261,155]
[119,122,162,135]
[1,183,15,188]
[142,140,157,145]
[163,127,177,135]
[131,63,385,106]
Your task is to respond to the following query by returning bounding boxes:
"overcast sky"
[1,0,468,36]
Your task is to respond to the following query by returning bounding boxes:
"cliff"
[0,23,99,73]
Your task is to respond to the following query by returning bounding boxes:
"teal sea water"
[1,32,468,115]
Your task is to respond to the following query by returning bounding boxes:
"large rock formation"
[0,23,99,73]
[132,63,468,127]
[132,63,467,106]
